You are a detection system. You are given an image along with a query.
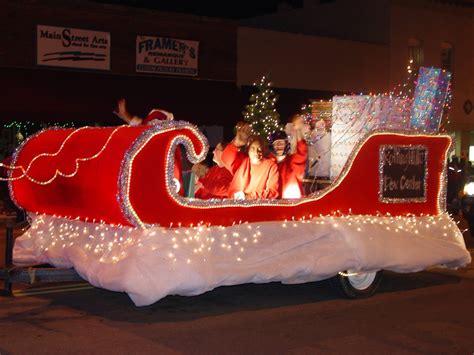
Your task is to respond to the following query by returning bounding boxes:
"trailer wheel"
[331,270,382,299]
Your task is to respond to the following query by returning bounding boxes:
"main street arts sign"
[379,145,428,203]
[37,25,110,71]
[136,35,199,77]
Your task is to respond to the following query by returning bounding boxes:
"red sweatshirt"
[222,144,279,199]
[195,166,232,199]
[271,140,308,198]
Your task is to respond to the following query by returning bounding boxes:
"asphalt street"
[0,216,473,354]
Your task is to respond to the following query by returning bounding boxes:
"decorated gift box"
[330,67,451,179]
[410,67,451,132]
[330,94,412,179]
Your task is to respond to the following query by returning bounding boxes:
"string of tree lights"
[242,75,283,139]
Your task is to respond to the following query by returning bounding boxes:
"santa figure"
[115,98,174,125]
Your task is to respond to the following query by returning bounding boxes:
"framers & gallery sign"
[37,25,110,70]
[136,35,199,76]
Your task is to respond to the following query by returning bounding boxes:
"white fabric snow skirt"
[13,213,471,306]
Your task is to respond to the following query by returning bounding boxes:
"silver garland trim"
[117,121,209,228]
[438,138,452,212]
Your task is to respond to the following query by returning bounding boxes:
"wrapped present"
[330,95,411,178]
[410,67,451,132]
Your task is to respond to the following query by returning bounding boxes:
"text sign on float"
[379,145,427,203]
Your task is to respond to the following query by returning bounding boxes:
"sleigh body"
[6,121,471,306]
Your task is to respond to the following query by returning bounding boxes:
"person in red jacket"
[114,98,183,194]
[222,122,279,200]
[269,114,308,199]
[193,142,233,199]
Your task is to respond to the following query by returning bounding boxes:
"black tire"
[330,270,382,299]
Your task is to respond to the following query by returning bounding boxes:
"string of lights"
[243,75,283,139]
[20,211,463,266]
[0,125,125,184]
[2,121,76,142]
[301,60,452,147]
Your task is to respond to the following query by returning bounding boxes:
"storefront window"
[408,38,424,74]
[441,41,453,73]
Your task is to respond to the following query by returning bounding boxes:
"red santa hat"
[142,109,174,125]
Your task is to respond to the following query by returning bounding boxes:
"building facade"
[239,0,474,157]
[0,0,240,127]
[1,0,473,156]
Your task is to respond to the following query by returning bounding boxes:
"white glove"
[233,191,245,200]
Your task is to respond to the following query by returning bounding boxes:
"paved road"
[0,219,473,354]
[0,264,473,354]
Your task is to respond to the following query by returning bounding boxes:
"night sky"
[91,0,305,19]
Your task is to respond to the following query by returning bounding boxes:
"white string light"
[19,212,466,269]
[1,126,126,185]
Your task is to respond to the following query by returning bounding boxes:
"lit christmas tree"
[243,75,282,139]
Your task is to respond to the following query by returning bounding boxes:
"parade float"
[1,67,471,306]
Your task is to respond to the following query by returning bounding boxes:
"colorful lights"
[410,67,451,133]
[2,121,76,142]
[330,66,451,179]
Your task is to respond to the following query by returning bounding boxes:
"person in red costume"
[192,142,233,199]
[222,122,279,200]
[269,114,308,199]
[114,98,183,195]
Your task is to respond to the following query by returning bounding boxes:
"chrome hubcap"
[347,271,377,290]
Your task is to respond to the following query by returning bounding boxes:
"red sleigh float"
[3,120,471,305]
[1,66,471,305]
[9,121,450,228]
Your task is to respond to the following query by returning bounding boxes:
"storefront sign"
[379,145,427,203]
[37,25,110,70]
[136,35,198,76]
